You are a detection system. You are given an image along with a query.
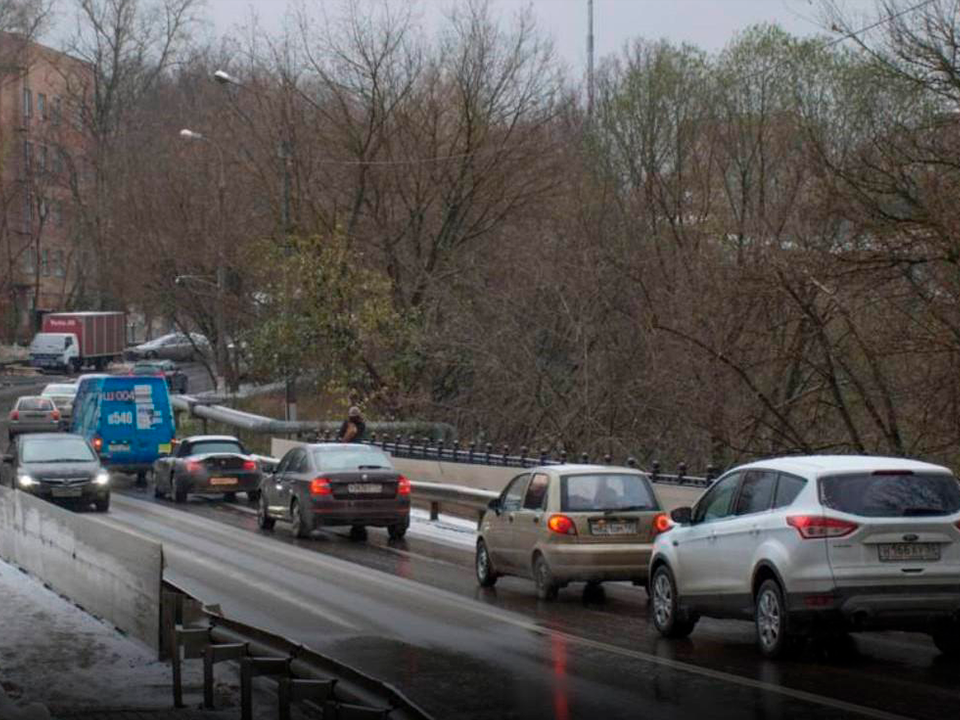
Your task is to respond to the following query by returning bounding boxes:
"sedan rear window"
[820,473,960,517]
[17,397,54,410]
[561,473,658,512]
[189,440,245,455]
[312,448,394,472]
[21,437,95,463]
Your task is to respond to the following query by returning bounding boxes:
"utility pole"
[279,139,297,422]
[587,0,595,119]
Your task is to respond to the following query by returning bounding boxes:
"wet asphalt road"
[2,372,959,719]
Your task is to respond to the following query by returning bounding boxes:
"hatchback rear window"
[18,397,54,410]
[820,473,960,517]
[561,473,658,512]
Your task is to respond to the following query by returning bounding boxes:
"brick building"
[0,32,91,343]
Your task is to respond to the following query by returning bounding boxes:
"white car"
[40,382,77,428]
[649,455,960,658]
[126,332,209,361]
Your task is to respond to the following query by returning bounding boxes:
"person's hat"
[348,406,362,418]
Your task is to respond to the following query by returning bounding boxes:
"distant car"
[649,455,960,659]
[40,382,77,428]
[131,359,188,394]
[7,396,61,441]
[476,465,669,599]
[258,443,410,540]
[1,433,110,511]
[125,332,209,361]
[152,435,262,503]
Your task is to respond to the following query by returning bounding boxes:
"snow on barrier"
[0,486,163,653]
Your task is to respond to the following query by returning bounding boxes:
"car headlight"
[18,474,36,488]
[94,471,110,486]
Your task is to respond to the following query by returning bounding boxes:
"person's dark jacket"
[337,418,366,443]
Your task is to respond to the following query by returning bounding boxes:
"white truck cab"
[29,332,80,372]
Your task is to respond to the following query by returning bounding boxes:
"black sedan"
[1,433,111,511]
[130,359,188,394]
[152,435,261,503]
[258,443,410,540]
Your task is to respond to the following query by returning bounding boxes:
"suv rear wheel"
[651,565,696,638]
[756,579,805,659]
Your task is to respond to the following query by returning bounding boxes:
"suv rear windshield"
[820,472,960,517]
[561,473,658,512]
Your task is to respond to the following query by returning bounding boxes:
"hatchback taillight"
[243,460,257,471]
[398,475,411,495]
[787,515,858,539]
[8,411,17,421]
[310,477,332,495]
[547,514,577,536]
[51,409,60,421]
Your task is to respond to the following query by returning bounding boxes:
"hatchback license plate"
[52,487,83,498]
[348,483,382,494]
[878,543,940,562]
[590,520,637,536]
[210,477,237,486]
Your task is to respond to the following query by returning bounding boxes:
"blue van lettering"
[107,411,133,425]
[103,390,135,402]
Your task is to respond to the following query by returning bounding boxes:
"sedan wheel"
[651,565,696,638]
[476,540,498,588]
[257,495,275,531]
[173,476,187,504]
[533,554,558,601]
[290,500,310,539]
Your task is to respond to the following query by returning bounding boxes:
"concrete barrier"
[270,439,704,510]
[0,486,163,652]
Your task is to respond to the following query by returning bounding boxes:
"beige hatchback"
[476,464,670,599]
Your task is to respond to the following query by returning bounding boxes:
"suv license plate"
[878,543,940,562]
[590,520,637,536]
[348,483,382,494]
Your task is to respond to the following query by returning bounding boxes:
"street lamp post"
[179,128,227,395]
[214,69,298,421]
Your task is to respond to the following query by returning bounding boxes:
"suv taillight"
[652,513,671,535]
[787,515,858,539]
[547,514,577,535]
[310,477,332,495]
[397,475,411,495]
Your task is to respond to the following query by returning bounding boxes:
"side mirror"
[2,455,13,464]
[487,498,501,515]
[670,506,693,525]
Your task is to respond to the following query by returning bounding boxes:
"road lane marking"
[109,493,918,719]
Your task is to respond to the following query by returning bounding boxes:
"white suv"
[649,455,960,658]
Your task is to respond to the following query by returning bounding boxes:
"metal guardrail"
[163,579,433,719]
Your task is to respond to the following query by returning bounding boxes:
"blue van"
[71,375,175,478]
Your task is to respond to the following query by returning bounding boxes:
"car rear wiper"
[901,507,946,517]
[357,464,390,470]
[604,505,653,514]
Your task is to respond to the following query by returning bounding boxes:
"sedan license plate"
[52,487,83,498]
[348,483,382,494]
[210,477,237,486]
[878,542,940,562]
[590,520,637,536]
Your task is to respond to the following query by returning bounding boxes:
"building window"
[54,250,65,278]
[52,146,63,175]
[23,140,32,173]
[38,145,47,173]
[23,248,36,274]
[53,201,63,226]
[38,197,48,222]
[38,93,46,120]
[73,102,84,132]
[23,87,32,120]
[53,96,62,125]
[23,190,32,233]
[41,249,50,276]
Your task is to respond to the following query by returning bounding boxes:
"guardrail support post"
[278,678,336,720]
[430,501,440,521]
[241,657,291,720]
[677,462,687,485]
[204,642,247,709]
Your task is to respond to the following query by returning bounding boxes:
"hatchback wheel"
[476,540,498,588]
[932,623,960,657]
[257,495,275,531]
[756,579,803,658]
[290,500,310,539]
[533,554,559,600]
[651,565,696,638]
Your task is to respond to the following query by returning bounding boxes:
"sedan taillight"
[397,475,411,495]
[310,477,332,495]
[787,515,858,539]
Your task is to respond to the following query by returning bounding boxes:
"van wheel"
[756,579,804,658]
[651,565,697,638]
[533,554,559,600]
[135,471,146,486]
[349,525,368,541]
[476,540,498,588]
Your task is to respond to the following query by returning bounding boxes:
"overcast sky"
[201,0,878,70]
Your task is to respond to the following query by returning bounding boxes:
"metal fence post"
[651,460,660,483]
[677,462,687,485]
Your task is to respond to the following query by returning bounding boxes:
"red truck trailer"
[30,311,126,372]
